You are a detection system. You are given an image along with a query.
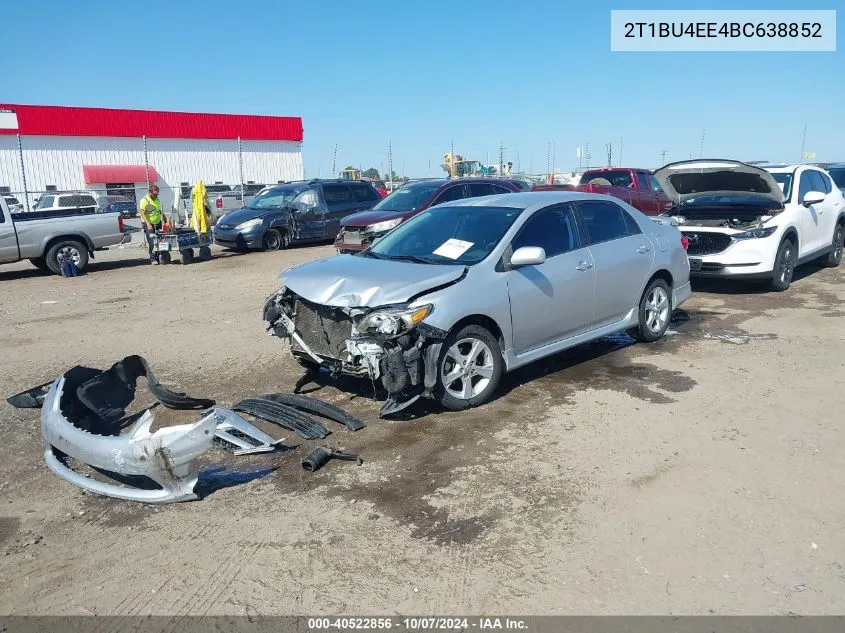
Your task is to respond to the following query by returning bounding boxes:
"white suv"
[654,160,844,291]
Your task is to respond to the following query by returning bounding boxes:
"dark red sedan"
[334,178,521,253]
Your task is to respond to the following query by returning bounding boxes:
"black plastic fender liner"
[262,393,365,431]
[76,355,215,424]
[301,446,363,472]
[233,398,329,440]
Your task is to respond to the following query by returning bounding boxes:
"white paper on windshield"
[433,238,473,259]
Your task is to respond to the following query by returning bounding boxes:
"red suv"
[334,178,521,253]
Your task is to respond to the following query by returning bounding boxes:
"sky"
[0,0,842,178]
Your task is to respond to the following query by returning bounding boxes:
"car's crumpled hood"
[340,209,407,227]
[280,254,465,307]
[653,159,784,209]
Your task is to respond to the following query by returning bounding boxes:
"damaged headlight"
[365,218,403,234]
[357,304,433,336]
[733,226,777,240]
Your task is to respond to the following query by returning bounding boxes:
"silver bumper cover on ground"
[41,376,218,504]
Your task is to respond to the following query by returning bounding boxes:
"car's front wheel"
[629,278,672,342]
[434,324,503,411]
[771,238,796,291]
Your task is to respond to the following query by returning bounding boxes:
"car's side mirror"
[802,191,825,206]
[510,246,546,268]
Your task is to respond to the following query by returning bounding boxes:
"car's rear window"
[829,168,845,189]
[581,170,633,187]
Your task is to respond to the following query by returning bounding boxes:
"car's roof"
[765,164,820,173]
[826,163,845,169]
[444,190,609,210]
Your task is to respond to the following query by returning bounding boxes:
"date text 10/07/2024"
[307,617,528,630]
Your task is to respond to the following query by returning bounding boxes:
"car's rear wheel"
[629,278,672,343]
[263,229,289,251]
[821,223,843,268]
[771,238,796,291]
[45,239,88,275]
[434,324,503,411]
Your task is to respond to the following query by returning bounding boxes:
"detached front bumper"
[41,376,217,504]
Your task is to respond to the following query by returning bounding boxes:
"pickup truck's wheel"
[771,238,796,291]
[821,223,843,268]
[629,278,672,342]
[45,239,88,275]
[434,324,503,411]
[29,257,50,272]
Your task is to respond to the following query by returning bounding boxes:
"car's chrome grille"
[292,299,352,359]
[685,232,732,256]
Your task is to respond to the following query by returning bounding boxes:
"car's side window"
[467,183,497,197]
[322,184,352,205]
[351,184,379,203]
[797,171,815,203]
[817,172,833,194]
[808,171,828,195]
[491,184,512,194]
[577,200,641,245]
[649,175,663,193]
[433,185,465,205]
[294,189,320,211]
[511,204,578,258]
[635,172,650,190]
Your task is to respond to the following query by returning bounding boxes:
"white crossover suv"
[654,160,844,291]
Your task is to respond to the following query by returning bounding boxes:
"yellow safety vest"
[139,195,162,225]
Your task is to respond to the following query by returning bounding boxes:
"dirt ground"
[0,235,843,616]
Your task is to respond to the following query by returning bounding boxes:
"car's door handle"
[637,245,651,253]
[575,261,593,271]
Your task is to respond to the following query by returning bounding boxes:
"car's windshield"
[769,172,793,200]
[365,205,524,265]
[828,168,845,189]
[371,182,441,212]
[248,185,307,210]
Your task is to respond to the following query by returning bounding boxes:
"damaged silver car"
[264,192,692,416]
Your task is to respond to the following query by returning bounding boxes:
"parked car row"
[258,159,844,416]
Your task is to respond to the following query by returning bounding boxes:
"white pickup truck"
[0,196,128,275]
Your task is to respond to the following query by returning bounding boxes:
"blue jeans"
[143,222,162,262]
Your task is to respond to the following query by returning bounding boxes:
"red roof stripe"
[0,104,303,142]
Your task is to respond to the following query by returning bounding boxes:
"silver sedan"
[264,192,692,416]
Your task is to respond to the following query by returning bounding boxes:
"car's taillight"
[118,215,124,233]
[681,235,689,250]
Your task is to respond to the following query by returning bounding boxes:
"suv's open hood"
[281,254,466,307]
[653,160,784,209]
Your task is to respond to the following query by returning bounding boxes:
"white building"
[0,104,303,211]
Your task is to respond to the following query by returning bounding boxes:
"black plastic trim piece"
[233,398,329,440]
[262,393,365,431]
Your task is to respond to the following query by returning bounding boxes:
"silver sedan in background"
[264,192,691,416]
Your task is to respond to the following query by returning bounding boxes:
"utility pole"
[387,141,393,187]
[516,151,521,174]
[584,143,591,169]
[552,141,556,175]
[619,136,623,167]
[660,150,668,165]
[699,129,706,158]
[547,142,552,179]
[606,143,612,167]
[799,122,807,163]
[498,141,505,177]
[450,139,455,178]
[331,144,337,177]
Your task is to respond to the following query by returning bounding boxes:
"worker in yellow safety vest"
[138,184,168,265]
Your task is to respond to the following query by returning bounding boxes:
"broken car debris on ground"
[10,355,365,505]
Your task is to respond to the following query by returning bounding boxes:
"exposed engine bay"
[668,207,781,230]
[264,288,447,417]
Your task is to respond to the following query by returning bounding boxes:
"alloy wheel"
[440,338,495,401]
[59,245,81,265]
[780,245,794,284]
[645,286,670,333]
